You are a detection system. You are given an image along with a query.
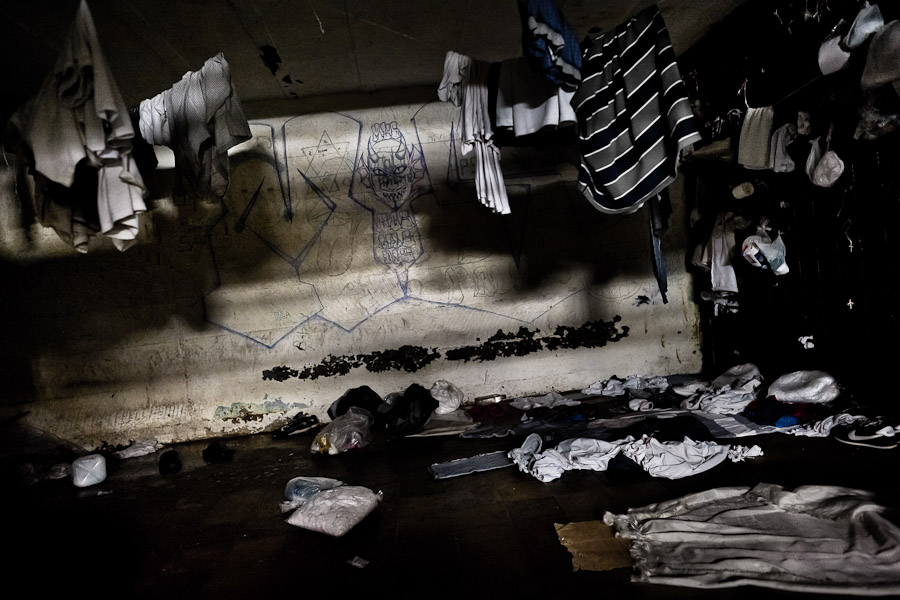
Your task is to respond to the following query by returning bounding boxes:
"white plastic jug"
[72,454,107,488]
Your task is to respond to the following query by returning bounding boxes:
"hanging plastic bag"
[742,224,789,275]
[310,406,374,455]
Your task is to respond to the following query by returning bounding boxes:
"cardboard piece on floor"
[554,520,632,571]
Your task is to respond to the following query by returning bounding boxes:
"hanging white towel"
[737,106,775,170]
[495,56,576,137]
[441,53,510,215]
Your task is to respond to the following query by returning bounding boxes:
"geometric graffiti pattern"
[203,102,590,347]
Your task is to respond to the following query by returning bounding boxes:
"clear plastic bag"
[285,485,382,537]
[430,380,463,414]
[310,406,374,455]
[280,476,344,512]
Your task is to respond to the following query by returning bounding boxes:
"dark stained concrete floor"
[2,396,899,600]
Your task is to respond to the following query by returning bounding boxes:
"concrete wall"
[0,98,702,449]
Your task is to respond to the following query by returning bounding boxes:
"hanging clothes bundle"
[438,50,511,215]
[11,0,147,253]
[494,56,577,138]
[138,52,251,201]
[571,5,701,304]
[571,5,702,215]
[516,0,582,91]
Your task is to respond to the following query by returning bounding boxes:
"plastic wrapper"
[310,406,373,455]
[280,476,344,513]
[285,485,382,537]
[767,370,840,404]
[430,380,463,414]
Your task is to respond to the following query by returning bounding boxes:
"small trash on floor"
[310,406,373,455]
[112,440,163,459]
[428,450,514,479]
[430,379,464,414]
[72,453,107,487]
[554,521,632,572]
[347,556,369,568]
[280,476,344,512]
[282,475,382,537]
[159,449,181,474]
[21,461,71,485]
[202,440,235,463]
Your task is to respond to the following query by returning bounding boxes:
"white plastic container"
[72,454,107,488]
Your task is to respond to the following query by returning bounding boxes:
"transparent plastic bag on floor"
[285,485,382,537]
[280,476,344,512]
[310,406,374,455]
[430,379,463,414]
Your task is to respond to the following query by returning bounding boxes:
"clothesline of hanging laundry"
[5,0,250,254]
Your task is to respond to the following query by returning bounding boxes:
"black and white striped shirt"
[571,6,701,214]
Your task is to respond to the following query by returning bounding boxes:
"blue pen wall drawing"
[0,99,702,447]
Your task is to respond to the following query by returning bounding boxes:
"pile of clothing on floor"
[605,481,900,595]
[286,362,899,480]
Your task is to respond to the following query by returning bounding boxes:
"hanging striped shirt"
[571,6,701,214]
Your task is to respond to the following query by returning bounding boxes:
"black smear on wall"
[262,318,628,382]
[364,345,441,373]
[544,317,629,351]
[261,365,298,381]
[448,317,628,362]
[259,45,282,75]
[446,326,544,362]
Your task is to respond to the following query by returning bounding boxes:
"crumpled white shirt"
[509,433,762,482]
[678,363,764,415]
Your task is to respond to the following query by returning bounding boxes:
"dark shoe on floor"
[159,449,182,474]
[274,412,319,438]
[202,440,235,462]
[833,416,899,449]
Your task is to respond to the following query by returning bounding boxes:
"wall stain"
[544,317,629,351]
[259,45,282,75]
[262,365,298,381]
[451,317,629,361]
[214,395,306,422]
[262,317,628,380]
[363,345,441,373]
[447,326,543,362]
[301,353,363,379]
